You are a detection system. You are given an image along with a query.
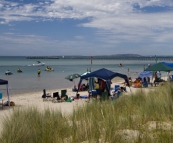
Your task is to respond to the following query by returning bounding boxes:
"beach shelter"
[65,73,81,85]
[0,79,10,106]
[145,62,173,72]
[80,71,95,91]
[81,71,90,76]
[78,68,129,92]
[138,71,153,78]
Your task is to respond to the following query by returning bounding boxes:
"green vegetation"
[1,83,173,142]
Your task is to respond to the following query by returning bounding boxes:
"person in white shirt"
[157,71,161,80]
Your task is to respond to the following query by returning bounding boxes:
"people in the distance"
[111,87,121,100]
[128,77,133,86]
[157,71,161,80]
[154,72,159,86]
[122,77,132,87]
[38,69,41,75]
[17,68,22,72]
[72,85,78,92]
[100,79,106,92]
[95,82,101,99]
[167,72,172,81]
[47,66,51,69]
[133,78,141,88]
[142,77,148,87]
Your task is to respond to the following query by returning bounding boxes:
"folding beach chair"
[42,89,52,101]
[52,92,62,103]
[60,89,68,101]
[114,85,120,92]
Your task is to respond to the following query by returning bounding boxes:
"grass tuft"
[1,83,173,142]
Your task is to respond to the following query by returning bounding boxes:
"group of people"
[153,71,166,86]
[127,76,150,88]
[73,78,107,99]
[94,79,107,98]
[128,71,168,88]
[45,66,53,71]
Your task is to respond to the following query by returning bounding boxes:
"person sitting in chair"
[72,85,78,92]
[142,77,148,87]
[111,87,121,100]
[133,78,141,88]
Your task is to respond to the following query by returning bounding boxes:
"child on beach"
[37,69,41,75]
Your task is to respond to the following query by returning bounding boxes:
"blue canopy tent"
[163,62,173,69]
[0,79,10,106]
[138,71,153,78]
[78,68,129,94]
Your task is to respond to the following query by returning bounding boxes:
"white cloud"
[0,0,173,55]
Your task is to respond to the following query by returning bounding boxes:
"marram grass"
[1,83,173,142]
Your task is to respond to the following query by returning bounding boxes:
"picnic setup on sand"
[1,62,173,110]
[41,68,130,102]
[40,62,173,103]
[2,58,173,142]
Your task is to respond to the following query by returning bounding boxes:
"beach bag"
[66,98,72,102]
[4,101,15,106]
[10,101,15,106]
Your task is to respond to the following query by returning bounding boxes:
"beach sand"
[0,77,156,134]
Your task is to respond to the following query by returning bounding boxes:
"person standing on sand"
[95,81,101,100]
[37,69,41,75]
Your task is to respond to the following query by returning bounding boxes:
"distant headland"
[25,54,173,61]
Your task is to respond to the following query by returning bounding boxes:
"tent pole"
[6,84,10,106]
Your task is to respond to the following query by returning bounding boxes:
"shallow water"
[0,56,169,96]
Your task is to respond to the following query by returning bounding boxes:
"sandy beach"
[0,77,158,134]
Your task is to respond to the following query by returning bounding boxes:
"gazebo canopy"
[81,68,129,84]
[0,79,10,106]
[0,79,8,85]
[145,62,173,72]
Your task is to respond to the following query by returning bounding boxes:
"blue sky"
[0,0,173,56]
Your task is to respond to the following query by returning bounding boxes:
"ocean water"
[0,56,166,96]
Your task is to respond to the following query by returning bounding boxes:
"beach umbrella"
[138,71,153,78]
[65,73,81,81]
[81,71,90,76]
[65,73,81,85]
[80,71,94,90]
[145,62,173,72]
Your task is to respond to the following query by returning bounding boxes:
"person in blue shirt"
[142,77,148,87]
[157,71,161,80]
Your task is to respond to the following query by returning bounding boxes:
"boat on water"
[17,68,22,73]
[45,67,54,71]
[32,61,45,66]
[5,70,13,75]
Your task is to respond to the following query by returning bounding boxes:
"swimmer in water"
[119,63,122,67]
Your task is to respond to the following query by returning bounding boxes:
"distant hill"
[108,54,143,57]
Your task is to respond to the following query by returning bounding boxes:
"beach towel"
[80,95,88,99]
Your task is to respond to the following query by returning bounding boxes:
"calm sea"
[0,56,167,96]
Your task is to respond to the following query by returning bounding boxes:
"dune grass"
[1,83,173,142]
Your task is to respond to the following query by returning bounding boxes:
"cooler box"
[0,93,2,99]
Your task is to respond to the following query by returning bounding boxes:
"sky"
[0,0,173,56]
